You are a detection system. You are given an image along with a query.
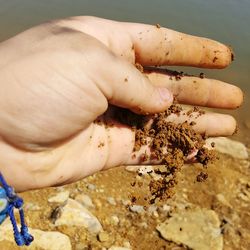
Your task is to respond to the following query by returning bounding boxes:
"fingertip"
[219,44,234,68]
[219,114,237,136]
[232,85,244,108]
[206,42,233,69]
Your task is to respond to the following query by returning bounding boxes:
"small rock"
[75,243,89,250]
[107,197,117,205]
[75,194,94,208]
[216,194,232,207]
[48,191,69,203]
[147,205,157,214]
[123,241,131,248]
[0,221,71,250]
[55,199,102,234]
[162,204,171,212]
[98,231,110,242]
[108,246,131,250]
[153,210,159,217]
[95,199,103,208]
[87,183,96,190]
[157,208,223,250]
[110,215,120,226]
[206,137,248,159]
[129,205,144,214]
[125,165,140,172]
[122,200,131,206]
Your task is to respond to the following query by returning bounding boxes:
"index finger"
[122,22,233,68]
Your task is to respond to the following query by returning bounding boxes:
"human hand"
[0,16,243,191]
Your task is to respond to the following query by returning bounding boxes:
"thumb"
[96,54,173,114]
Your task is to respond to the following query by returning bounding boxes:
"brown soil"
[119,105,216,204]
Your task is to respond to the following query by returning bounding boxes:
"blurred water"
[0,0,249,122]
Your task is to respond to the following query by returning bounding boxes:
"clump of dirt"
[196,171,208,182]
[117,104,216,204]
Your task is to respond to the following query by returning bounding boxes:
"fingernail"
[158,87,173,103]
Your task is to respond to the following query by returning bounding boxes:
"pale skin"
[0,16,243,191]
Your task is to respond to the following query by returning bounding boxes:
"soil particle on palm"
[135,63,144,73]
[122,104,216,204]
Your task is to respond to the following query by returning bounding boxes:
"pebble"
[98,231,110,242]
[216,193,232,207]
[125,165,141,172]
[147,205,157,214]
[206,137,248,159]
[123,241,131,248]
[129,205,145,214]
[122,199,131,206]
[48,191,70,204]
[157,207,223,250]
[55,198,102,234]
[75,194,94,208]
[75,243,89,250]
[107,197,117,205]
[87,183,96,190]
[162,204,171,212]
[108,246,131,250]
[0,221,72,250]
[110,215,120,226]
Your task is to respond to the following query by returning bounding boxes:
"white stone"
[216,194,232,207]
[55,199,102,234]
[206,137,248,159]
[107,197,117,205]
[122,200,131,206]
[0,221,71,250]
[87,183,96,190]
[125,166,140,172]
[75,194,94,208]
[108,247,131,250]
[129,205,145,214]
[110,215,120,226]
[162,204,171,212]
[48,191,69,203]
[123,241,131,248]
[147,205,157,214]
[157,208,223,250]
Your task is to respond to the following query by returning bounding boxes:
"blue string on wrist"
[0,172,33,246]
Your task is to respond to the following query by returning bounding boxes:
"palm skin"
[0,16,243,191]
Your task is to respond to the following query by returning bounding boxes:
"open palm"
[0,16,242,191]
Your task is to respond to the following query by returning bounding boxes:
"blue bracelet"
[0,172,33,246]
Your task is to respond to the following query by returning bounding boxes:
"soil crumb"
[117,104,216,204]
[196,172,208,182]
